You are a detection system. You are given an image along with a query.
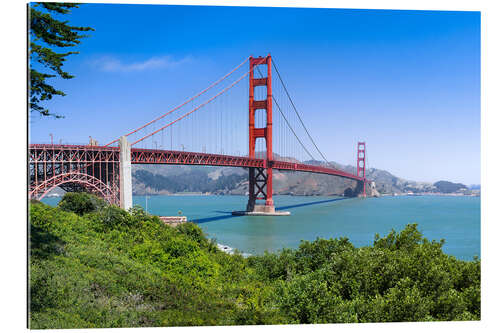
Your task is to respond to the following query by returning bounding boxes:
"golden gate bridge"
[29,55,369,215]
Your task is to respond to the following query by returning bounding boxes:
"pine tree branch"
[28,3,94,118]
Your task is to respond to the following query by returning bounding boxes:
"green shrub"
[176,222,218,253]
[58,192,107,215]
[87,205,133,232]
[29,199,481,328]
[250,223,480,324]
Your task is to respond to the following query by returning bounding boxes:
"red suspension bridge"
[29,55,370,215]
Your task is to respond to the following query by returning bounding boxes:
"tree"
[58,192,107,215]
[29,3,94,118]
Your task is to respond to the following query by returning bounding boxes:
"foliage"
[250,223,480,323]
[58,192,107,215]
[29,3,94,118]
[29,198,480,328]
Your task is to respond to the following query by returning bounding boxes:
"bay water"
[42,194,480,260]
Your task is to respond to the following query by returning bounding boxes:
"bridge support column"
[119,136,133,210]
[246,166,278,214]
[246,168,256,211]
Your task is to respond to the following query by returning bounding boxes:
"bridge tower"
[246,55,275,213]
[357,142,366,197]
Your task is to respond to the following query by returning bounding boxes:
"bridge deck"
[130,148,365,181]
[29,144,365,183]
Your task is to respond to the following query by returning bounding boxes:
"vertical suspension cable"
[255,65,316,163]
[272,60,337,168]
[105,56,250,147]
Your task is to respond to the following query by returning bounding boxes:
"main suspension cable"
[132,58,265,146]
[105,56,250,146]
[255,66,316,162]
[272,60,337,168]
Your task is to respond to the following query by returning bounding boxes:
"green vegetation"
[29,3,94,118]
[58,192,107,215]
[134,169,245,193]
[29,193,480,328]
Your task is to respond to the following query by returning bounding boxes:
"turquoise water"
[42,194,480,260]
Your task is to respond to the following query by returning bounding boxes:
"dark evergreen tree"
[29,3,94,118]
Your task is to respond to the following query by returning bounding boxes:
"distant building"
[159,216,187,227]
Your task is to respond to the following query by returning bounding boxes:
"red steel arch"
[30,172,118,205]
[29,144,120,205]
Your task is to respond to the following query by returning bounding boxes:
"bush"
[250,223,481,323]
[87,205,133,233]
[58,192,107,215]
[29,199,481,328]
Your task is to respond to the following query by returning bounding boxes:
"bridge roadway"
[29,144,365,183]
[131,147,365,181]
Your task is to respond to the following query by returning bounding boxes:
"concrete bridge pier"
[119,136,133,210]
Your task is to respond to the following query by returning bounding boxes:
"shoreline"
[381,193,480,197]
[216,243,251,257]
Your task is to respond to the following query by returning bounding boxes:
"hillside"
[433,181,468,193]
[131,161,435,196]
[29,193,480,328]
[131,164,363,196]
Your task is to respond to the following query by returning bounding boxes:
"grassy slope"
[29,195,480,328]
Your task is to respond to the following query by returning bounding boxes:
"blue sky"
[29,4,480,185]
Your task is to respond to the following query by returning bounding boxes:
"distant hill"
[133,168,246,194]
[127,154,472,197]
[132,165,247,195]
[433,181,467,194]
[130,159,422,196]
